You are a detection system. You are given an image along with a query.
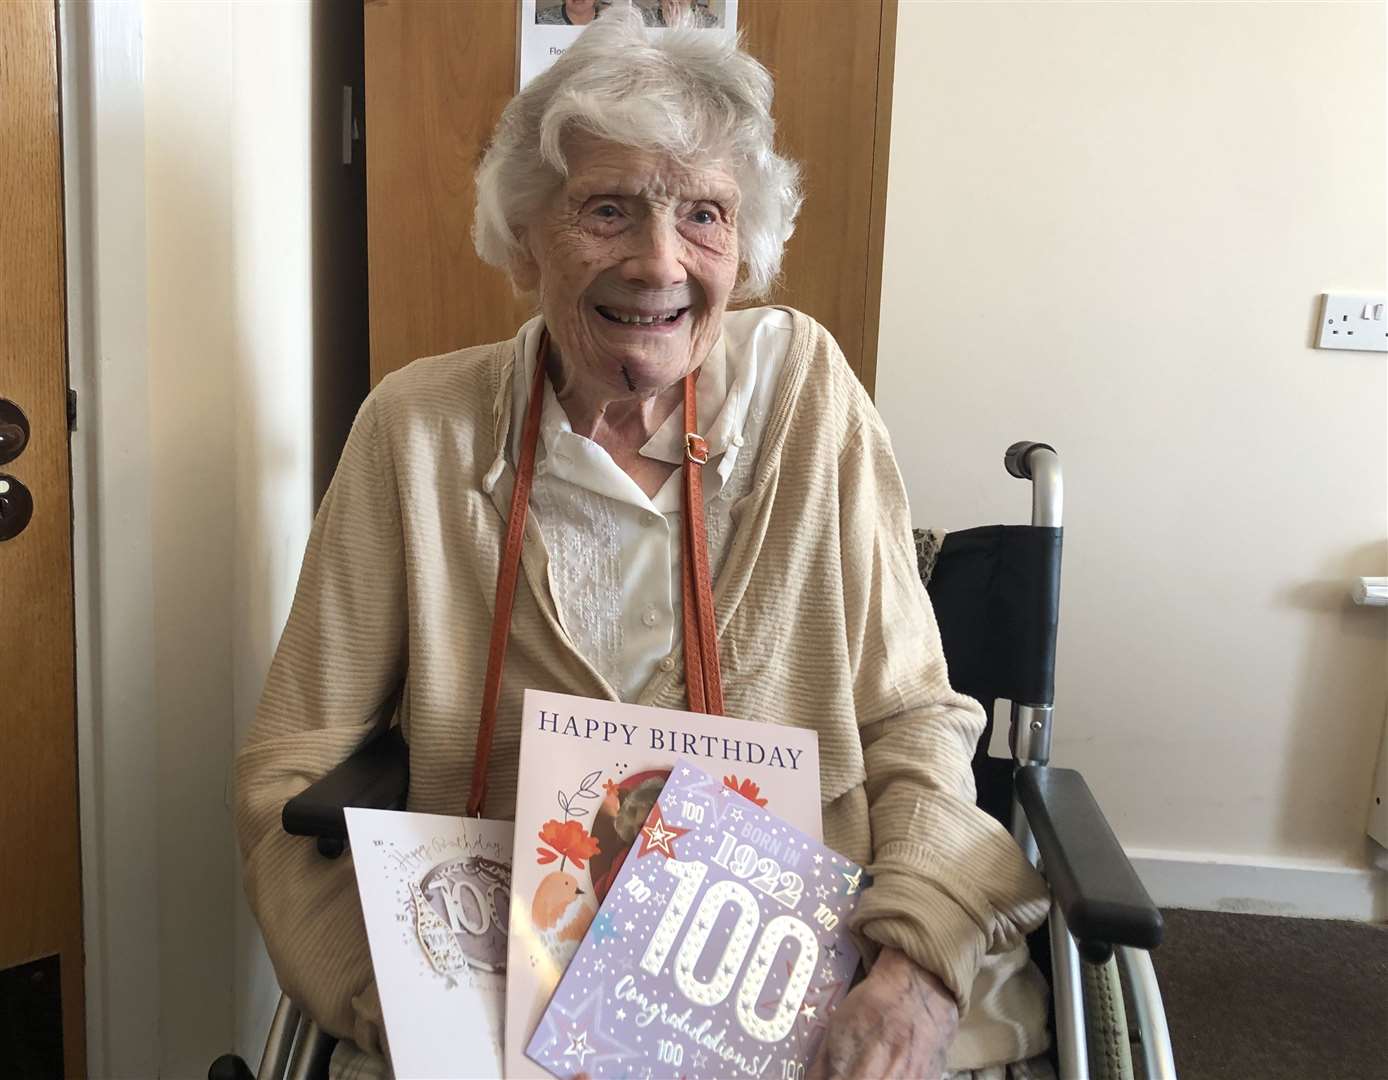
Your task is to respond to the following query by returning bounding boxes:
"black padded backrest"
[921,525,1063,826]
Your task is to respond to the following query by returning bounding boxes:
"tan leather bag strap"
[466,342,724,815]
[467,343,549,817]
[681,371,724,715]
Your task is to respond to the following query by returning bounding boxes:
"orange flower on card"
[724,775,769,807]
[536,818,601,869]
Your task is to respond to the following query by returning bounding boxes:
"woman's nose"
[621,219,686,290]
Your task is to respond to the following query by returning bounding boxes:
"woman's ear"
[510,228,542,294]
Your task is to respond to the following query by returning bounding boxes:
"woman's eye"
[690,208,718,226]
[591,204,621,220]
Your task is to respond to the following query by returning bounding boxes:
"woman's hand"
[805,947,960,1080]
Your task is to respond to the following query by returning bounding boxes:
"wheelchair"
[211,442,1177,1080]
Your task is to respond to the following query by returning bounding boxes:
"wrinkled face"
[516,133,740,399]
[565,0,596,17]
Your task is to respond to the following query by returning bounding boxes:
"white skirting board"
[1127,848,1388,922]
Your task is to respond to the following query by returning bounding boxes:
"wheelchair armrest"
[281,724,409,858]
[1017,765,1163,958]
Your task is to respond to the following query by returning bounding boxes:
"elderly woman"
[236,8,1050,1080]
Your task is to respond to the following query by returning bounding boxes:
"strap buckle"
[685,432,710,465]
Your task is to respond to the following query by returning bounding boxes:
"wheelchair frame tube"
[257,996,300,1080]
[1027,446,1063,528]
[1009,446,1061,866]
[1049,901,1089,1080]
[1117,946,1179,1080]
[1010,703,1052,864]
[285,1020,336,1080]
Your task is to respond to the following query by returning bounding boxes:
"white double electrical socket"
[1317,293,1388,352]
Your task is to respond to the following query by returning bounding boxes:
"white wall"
[147,1,314,1071]
[877,1,1387,912]
[144,3,241,1072]
[225,3,318,1066]
[68,1,315,1073]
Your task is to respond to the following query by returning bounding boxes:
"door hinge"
[342,85,362,166]
[67,388,77,432]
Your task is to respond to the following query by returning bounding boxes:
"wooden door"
[364,0,896,391]
[0,3,86,1077]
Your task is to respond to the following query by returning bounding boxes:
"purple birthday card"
[526,757,864,1080]
[505,690,821,1079]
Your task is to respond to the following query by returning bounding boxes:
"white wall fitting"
[63,2,161,1075]
[877,1,1386,915]
[144,3,241,1071]
[68,0,316,1072]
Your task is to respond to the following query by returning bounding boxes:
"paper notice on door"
[518,1,739,89]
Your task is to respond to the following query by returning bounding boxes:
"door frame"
[60,2,161,1076]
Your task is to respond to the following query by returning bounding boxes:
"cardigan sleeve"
[233,388,407,1053]
[836,406,1049,1014]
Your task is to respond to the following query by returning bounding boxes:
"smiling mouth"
[594,305,687,326]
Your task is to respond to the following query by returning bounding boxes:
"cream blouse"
[500,309,790,699]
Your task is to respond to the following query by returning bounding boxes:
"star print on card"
[526,756,862,1080]
[563,1030,594,1067]
[636,805,689,859]
[528,984,638,1074]
[671,770,731,828]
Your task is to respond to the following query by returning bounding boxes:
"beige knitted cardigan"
[234,307,1051,1070]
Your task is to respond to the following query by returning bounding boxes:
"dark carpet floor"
[1149,908,1388,1080]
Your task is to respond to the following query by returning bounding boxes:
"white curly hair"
[472,3,802,301]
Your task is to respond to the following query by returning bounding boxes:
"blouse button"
[733,433,746,448]
[659,655,676,672]
[642,606,660,628]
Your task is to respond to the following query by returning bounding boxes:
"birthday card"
[526,757,863,1080]
[345,808,514,1080]
[505,690,822,1080]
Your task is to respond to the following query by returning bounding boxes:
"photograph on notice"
[534,0,725,28]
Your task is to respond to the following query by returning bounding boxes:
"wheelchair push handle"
[1005,441,1062,529]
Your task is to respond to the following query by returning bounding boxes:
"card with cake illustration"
[505,690,822,1080]
[526,757,863,1080]
[345,808,514,1080]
